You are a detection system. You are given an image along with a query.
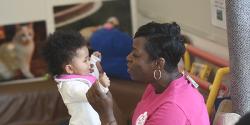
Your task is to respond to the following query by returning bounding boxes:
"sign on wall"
[211,0,227,29]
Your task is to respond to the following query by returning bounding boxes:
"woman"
[87,22,210,125]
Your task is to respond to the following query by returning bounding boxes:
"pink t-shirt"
[132,76,210,125]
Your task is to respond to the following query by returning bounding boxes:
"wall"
[131,0,229,60]
[0,0,104,33]
[0,0,227,59]
[0,0,55,34]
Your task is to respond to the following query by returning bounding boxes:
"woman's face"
[127,37,154,82]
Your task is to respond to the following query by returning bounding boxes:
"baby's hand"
[90,51,102,78]
[92,51,101,59]
[96,59,110,93]
[99,72,110,88]
[96,61,104,74]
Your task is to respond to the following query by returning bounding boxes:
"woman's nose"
[127,53,132,62]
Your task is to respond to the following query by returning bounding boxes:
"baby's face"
[69,46,91,75]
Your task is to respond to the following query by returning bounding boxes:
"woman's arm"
[88,58,126,125]
[87,82,119,125]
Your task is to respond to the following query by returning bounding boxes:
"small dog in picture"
[0,23,35,80]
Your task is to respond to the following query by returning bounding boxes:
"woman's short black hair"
[134,22,185,72]
[42,30,87,76]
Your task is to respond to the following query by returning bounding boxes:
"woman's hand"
[99,72,110,88]
[86,82,117,124]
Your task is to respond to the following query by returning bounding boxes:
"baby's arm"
[92,51,102,59]
[96,61,110,93]
[90,51,110,93]
[90,52,101,78]
[98,72,110,93]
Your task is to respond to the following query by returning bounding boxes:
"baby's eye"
[83,57,90,62]
[21,34,26,38]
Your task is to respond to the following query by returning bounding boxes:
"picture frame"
[0,0,54,85]
[54,0,132,35]
[0,21,48,85]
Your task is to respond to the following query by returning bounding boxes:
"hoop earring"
[154,70,161,80]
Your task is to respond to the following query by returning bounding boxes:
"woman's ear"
[65,64,74,74]
[158,57,166,69]
[153,58,166,69]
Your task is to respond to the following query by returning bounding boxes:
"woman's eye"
[132,53,139,57]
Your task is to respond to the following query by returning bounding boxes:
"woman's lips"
[127,68,130,73]
[127,64,131,72]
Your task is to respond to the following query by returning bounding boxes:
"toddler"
[42,30,109,125]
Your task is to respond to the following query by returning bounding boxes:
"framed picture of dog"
[0,21,48,84]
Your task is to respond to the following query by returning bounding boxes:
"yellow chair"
[183,48,230,116]
[206,67,229,116]
[183,49,191,71]
[190,63,212,81]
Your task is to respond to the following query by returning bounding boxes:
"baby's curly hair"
[42,30,87,76]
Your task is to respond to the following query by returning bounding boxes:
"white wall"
[0,0,55,34]
[53,0,103,6]
[0,0,104,33]
[131,0,229,60]
[1,0,227,59]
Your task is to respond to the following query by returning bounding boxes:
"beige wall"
[0,0,55,34]
[0,0,102,33]
[131,0,229,60]
[0,0,228,59]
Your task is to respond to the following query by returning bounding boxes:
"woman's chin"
[128,75,137,81]
[127,69,139,81]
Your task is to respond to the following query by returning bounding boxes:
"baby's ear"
[65,64,74,74]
